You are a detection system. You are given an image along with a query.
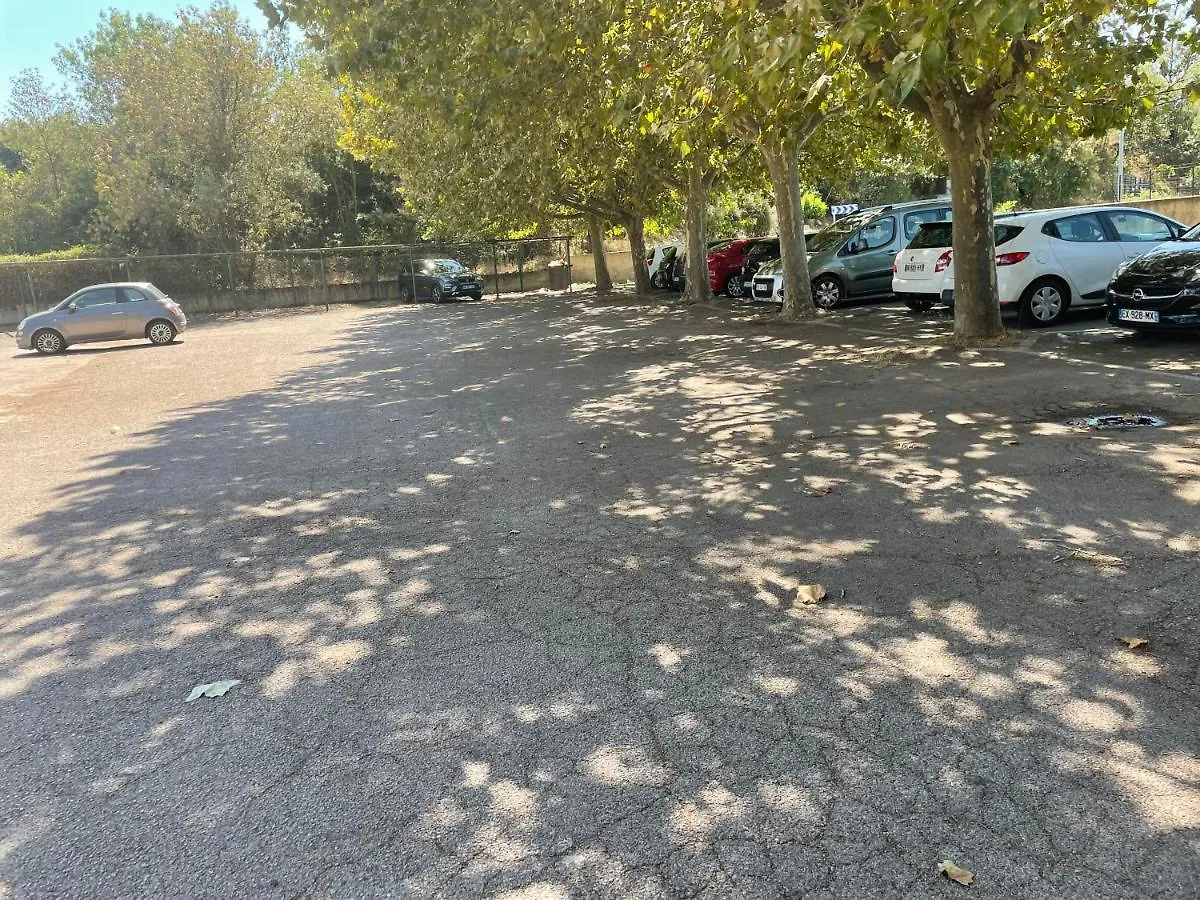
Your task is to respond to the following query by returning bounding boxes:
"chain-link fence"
[0,237,573,327]
[1117,163,1200,201]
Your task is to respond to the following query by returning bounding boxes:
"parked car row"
[891,204,1186,326]
[646,196,1198,334]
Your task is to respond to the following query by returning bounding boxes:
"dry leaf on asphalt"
[185,679,241,702]
[794,584,827,605]
[805,486,833,497]
[938,860,974,886]
[1119,636,1150,650]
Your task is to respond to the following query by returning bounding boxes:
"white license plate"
[903,263,925,273]
[1118,308,1159,323]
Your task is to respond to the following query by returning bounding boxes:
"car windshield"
[708,240,734,253]
[1181,223,1200,241]
[431,259,466,273]
[807,212,874,253]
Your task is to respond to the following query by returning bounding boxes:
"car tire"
[903,296,936,313]
[146,319,177,345]
[398,282,413,303]
[432,285,445,303]
[1018,278,1069,328]
[812,275,844,310]
[650,271,666,290]
[724,274,744,297]
[32,328,66,354]
[469,292,483,301]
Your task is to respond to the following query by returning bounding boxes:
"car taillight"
[934,251,953,273]
[892,258,898,274]
[995,251,1030,266]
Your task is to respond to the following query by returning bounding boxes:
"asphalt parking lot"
[1,294,1198,898]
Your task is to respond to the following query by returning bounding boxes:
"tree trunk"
[588,215,613,292]
[930,99,1005,342]
[764,143,817,321]
[681,161,713,305]
[624,214,651,294]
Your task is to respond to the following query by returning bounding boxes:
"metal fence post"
[225,254,238,317]
[287,252,297,307]
[320,252,330,311]
[492,241,500,300]
[25,268,37,314]
[566,237,573,295]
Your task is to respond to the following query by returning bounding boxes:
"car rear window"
[907,222,1023,249]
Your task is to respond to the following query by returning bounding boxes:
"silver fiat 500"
[15,282,187,354]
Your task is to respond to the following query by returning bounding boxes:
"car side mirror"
[67,302,78,313]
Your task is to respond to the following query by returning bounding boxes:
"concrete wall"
[571,250,638,286]
[0,266,562,328]
[1122,195,1200,227]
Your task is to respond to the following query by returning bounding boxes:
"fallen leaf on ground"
[1003,439,1021,446]
[805,486,832,497]
[1119,636,1150,650]
[185,679,241,702]
[794,584,827,605]
[938,860,974,886]
[1068,547,1127,570]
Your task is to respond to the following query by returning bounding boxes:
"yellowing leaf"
[938,860,973,886]
[795,584,827,605]
[1119,636,1149,649]
[185,679,241,702]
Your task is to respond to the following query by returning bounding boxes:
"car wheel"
[32,329,66,354]
[1018,278,1068,327]
[398,282,413,303]
[812,275,844,310]
[469,293,483,301]
[431,285,444,304]
[724,274,744,297]
[650,271,666,289]
[904,297,936,313]
[147,319,178,345]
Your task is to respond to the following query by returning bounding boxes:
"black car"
[399,258,484,303]
[737,238,781,298]
[1107,225,1200,332]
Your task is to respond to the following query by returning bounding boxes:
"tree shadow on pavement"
[0,295,1197,898]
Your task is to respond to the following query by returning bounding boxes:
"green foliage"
[0,244,99,265]
[709,189,773,237]
[0,71,97,254]
[62,4,334,253]
[992,140,1114,209]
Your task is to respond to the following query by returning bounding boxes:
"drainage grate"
[1066,413,1169,430]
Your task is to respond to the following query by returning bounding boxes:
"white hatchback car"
[892,205,1186,326]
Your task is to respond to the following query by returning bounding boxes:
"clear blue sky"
[0,0,271,96]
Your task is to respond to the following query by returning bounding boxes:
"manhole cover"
[1065,413,1169,430]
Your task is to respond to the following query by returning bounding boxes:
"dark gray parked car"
[15,282,187,354]
[398,258,485,302]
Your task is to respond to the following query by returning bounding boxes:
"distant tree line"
[0,2,417,258]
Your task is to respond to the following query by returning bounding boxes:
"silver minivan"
[806,199,953,309]
[15,282,187,354]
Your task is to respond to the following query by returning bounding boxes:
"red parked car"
[707,238,761,296]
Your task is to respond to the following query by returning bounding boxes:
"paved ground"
[1,294,1198,898]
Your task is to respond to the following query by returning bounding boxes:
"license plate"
[903,263,925,273]
[1118,308,1159,323]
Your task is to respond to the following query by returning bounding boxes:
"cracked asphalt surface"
[1,294,1198,898]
